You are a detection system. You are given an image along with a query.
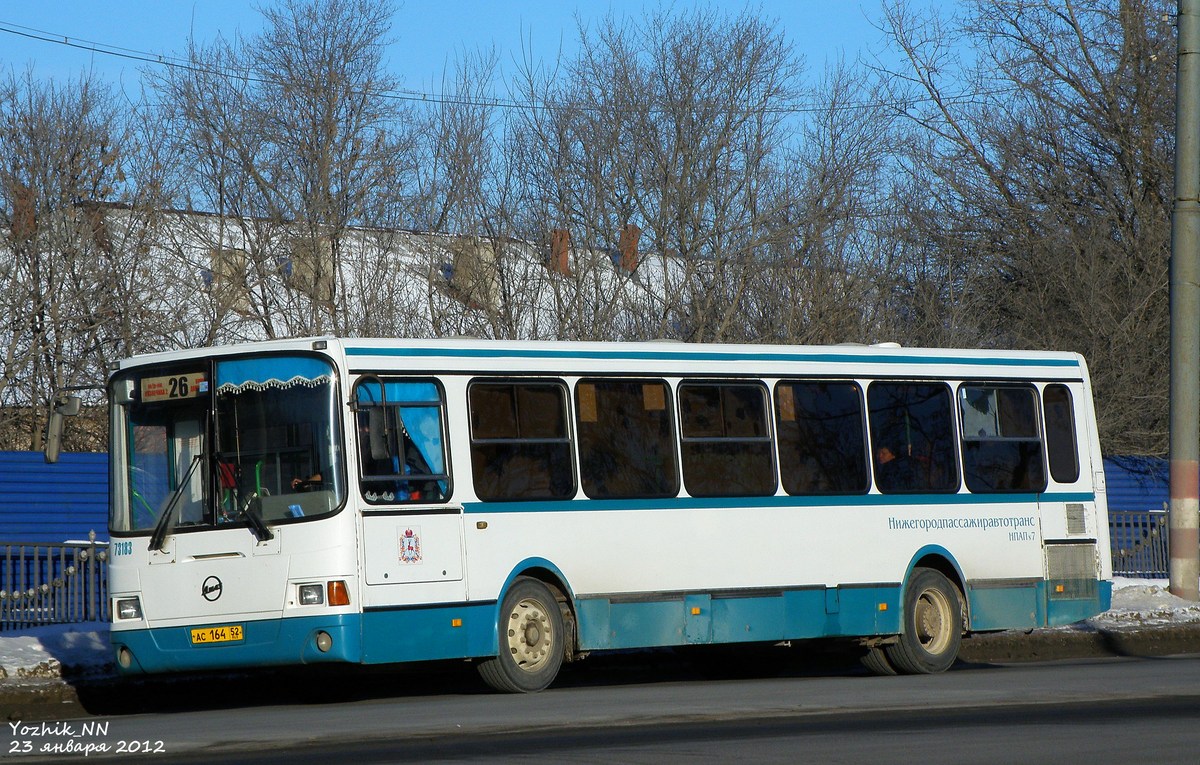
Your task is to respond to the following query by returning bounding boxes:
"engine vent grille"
[1046,543,1097,600]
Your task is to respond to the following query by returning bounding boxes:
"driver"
[290,472,323,491]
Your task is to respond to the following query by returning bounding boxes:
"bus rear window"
[1044,384,1080,484]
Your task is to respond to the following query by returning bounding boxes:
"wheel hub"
[507,598,552,672]
[914,589,951,653]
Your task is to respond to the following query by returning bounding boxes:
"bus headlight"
[116,597,142,620]
[298,584,325,606]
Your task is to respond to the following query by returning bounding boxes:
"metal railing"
[0,532,108,631]
[1109,509,1169,578]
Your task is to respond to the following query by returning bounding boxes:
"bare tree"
[878,0,1174,455]
[510,7,805,342]
[745,60,901,346]
[0,69,151,450]
[148,0,417,340]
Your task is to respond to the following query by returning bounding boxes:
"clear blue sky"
[0,1,944,97]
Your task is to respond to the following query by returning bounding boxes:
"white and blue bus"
[102,337,1111,690]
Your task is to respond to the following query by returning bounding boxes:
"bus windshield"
[110,354,344,534]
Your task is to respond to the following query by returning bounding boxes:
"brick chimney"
[549,228,571,276]
[618,223,640,272]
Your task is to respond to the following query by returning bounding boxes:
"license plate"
[190,624,244,645]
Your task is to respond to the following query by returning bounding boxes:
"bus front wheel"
[477,577,565,693]
[885,568,963,674]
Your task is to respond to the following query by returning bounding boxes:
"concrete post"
[1170,0,1200,601]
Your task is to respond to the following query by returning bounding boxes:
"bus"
[97,336,1111,691]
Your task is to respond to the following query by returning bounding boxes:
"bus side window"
[354,379,450,504]
[868,382,958,494]
[576,379,678,499]
[678,382,776,497]
[959,385,1046,493]
[775,381,868,495]
[1043,384,1080,484]
[469,381,575,501]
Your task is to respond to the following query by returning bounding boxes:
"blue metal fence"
[1103,457,1170,577]
[1109,510,1168,577]
[0,451,110,630]
[0,532,109,631]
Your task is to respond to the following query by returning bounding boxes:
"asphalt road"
[4,652,1200,764]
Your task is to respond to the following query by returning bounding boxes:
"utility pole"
[1171,0,1200,601]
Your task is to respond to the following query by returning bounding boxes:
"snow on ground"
[1089,577,1200,630]
[0,578,1198,681]
[0,622,110,680]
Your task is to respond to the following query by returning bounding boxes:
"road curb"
[959,624,1200,664]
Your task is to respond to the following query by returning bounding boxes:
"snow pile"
[1086,578,1200,630]
[0,623,110,681]
[1,578,1198,680]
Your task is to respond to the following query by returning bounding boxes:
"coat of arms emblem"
[399,527,422,564]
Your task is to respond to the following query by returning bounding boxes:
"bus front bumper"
[111,614,362,674]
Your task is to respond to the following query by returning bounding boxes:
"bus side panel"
[1046,579,1112,627]
[575,598,684,650]
[965,576,1110,632]
[825,585,901,637]
[360,603,495,663]
[965,581,1042,631]
[574,584,903,650]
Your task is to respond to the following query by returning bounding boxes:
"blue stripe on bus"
[462,492,1096,514]
[344,345,1082,370]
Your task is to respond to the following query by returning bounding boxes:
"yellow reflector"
[451,618,463,628]
[1055,584,1065,593]
[328,580,351,606]
[879,603,888,611]
[690,607,701,615]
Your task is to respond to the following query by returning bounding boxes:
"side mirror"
[44,395,82,464]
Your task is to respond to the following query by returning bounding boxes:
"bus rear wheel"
[860,646,898,676]
[477,577,565,693]
[885,568,962,675]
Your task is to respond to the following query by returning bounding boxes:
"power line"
[0,18,1013,117]
[0,20,553,111]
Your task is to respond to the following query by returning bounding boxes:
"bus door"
[354,379,465,594]
[1036,383,1093,539]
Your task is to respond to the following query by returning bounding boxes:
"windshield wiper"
[213,451,275,543]
[238,492,274,543]
[148,455,204,552]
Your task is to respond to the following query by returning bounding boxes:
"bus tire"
[861,646,898,676]
[885,568,962,675]
[477,577,565,693]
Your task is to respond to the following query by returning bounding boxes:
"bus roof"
[114,336,1088,382]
